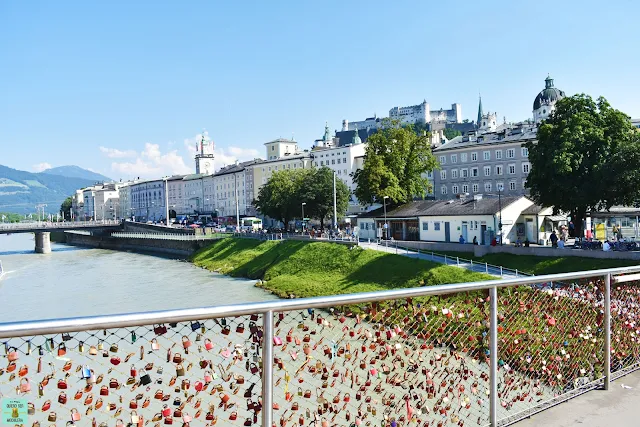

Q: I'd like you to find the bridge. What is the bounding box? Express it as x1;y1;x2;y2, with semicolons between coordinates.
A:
0;220;121;253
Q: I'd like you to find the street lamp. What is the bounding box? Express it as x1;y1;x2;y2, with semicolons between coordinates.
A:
383;196;389;244
301;202;306;232
497;185;503;246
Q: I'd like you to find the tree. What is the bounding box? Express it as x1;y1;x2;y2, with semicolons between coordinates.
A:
353;118;438;206
525;94;640;238
254;169;307;230
60;196;73;220
443;128;461;140
300;167;350;229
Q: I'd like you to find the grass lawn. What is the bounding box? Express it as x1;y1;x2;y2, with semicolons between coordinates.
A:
191;238;492;298
428;250;640;275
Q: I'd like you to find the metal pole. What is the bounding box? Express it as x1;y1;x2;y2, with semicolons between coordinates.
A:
500;266;503;277
383;197;388;242
489;286;498;426
262;310;274;427
485;262;488;274
165;178;170;228
332;171;337;230
235;173;240;233
515;269;518;277
457;257;460;266
604;273;611;390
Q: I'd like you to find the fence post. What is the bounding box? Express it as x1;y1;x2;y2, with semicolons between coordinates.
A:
431;251;434;260
485;262;488;274
456;257;460;266
444;255;447;264
262;310;274;427
500;266;503;277
515;269;518;277
604;273;612;390
489;286;498;427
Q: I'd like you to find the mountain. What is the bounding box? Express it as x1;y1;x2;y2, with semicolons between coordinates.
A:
0;164;99;214
43;165;112;182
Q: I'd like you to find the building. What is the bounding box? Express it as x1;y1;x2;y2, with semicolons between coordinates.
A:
265;138;300;160
533;76;566;124
357;195;557;245
71;189;84;220
311;129;367;213
433;124;536;199
632;118;640;130
194;131;215;175
82;183;120;220
212;161;253;220
431;77;567;200
129;179;165;222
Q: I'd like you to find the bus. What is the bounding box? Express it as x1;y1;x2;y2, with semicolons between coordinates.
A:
241;217;263;232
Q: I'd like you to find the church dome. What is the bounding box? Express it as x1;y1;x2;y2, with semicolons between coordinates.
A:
533;76;565;110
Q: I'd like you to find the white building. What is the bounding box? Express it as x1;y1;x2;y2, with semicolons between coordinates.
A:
129;179;165;223
264;138;300;160
82;183;120;220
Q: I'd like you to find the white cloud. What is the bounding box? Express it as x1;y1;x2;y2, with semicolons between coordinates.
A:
99;146;137;159
100;132;265;179
32;162;52;172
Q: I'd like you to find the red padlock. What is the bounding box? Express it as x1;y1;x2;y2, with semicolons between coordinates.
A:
162;405;171;417
182;336;192;349
130;365;137;377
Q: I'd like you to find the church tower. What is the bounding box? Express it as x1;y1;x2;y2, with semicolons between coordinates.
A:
195;130;215;175
476;95;483;129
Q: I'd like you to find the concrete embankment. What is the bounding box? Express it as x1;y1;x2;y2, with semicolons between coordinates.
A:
59;232;213;257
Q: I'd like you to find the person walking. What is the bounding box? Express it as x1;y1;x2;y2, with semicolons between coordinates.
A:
459;235;465;244
550;230;558;248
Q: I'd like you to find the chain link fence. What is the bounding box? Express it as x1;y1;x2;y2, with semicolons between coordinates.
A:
2;267;640;426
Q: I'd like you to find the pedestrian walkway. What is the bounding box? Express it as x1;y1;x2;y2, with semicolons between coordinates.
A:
359;240;526;279
515;370;640;427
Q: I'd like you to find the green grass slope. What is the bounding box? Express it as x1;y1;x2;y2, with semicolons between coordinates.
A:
191;238;492;298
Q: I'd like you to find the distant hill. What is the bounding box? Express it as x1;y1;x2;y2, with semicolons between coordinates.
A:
43;165;112;182
0;164;99;214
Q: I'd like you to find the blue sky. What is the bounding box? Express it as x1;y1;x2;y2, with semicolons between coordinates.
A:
1;0;639;179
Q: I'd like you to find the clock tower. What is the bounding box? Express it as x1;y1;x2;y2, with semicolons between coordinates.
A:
195;131;215;175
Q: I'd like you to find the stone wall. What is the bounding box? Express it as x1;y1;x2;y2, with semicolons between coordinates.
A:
474;244;640;261
383;240;475;253
62;233;213;257
121;221;193;235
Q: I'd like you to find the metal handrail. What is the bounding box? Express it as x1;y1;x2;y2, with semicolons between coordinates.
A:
2;264;640;339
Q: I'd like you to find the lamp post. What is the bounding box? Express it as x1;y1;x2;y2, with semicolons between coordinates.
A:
234;172;240;232
333;171;337;230
164;177;170;227
301;202;306;232
498;185;503;246
383;195;389;244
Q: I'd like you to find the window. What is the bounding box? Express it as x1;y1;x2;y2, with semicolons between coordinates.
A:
462;184;469;193
483;151;490;160
522;162;530;174
452;185;459;194
507;148;515;158
509;181;516;190
461;153;468;162
471;152;478;161
508;164;516;174
451;154;457;163
440;170;447;180
495;165;503;175
484;166;491;177
337;159;341;164
272;146;275;151
439;156;446;165
331;160;335;165
441;186;447;195
422;222;428;231
461;169;468;178
495;150;502;160
521;147;529;157
471;167;478;177
427;171;433;179
484;182;492;192
434;222;441;231
451;169;458;179
472;183;479;193
496;182;504;191
523;179;527;189
343;158;347;163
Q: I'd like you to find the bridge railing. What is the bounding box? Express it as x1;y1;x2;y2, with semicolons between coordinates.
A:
0;220;120;231
2;266;640;427
110;232;226;241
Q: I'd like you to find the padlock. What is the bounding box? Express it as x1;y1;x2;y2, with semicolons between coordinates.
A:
176;364;185;377
182;336;192;350
71;408;81;421
140;369;152;385
131;410;140;424
204;338;213;351
130;365;138;377
151;338;160;351
20;378;31;393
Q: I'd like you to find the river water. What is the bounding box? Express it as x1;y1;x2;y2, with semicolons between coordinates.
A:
0;233;274;322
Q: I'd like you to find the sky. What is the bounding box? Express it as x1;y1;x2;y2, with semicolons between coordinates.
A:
1;0;639;180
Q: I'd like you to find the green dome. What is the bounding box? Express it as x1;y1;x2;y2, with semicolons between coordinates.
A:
533;76;565;110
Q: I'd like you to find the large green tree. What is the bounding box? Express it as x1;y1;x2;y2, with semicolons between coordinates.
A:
300;167;350;229
525;94;640;238
443;128;462;140
353;118;438;206
254;169;308;230
60;196;73;220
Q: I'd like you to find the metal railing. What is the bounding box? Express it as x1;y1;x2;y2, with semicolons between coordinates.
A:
0;220;120;232
2;266;640;426
110;232;226;241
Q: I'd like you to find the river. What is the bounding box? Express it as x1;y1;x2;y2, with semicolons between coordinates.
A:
0;233;275;322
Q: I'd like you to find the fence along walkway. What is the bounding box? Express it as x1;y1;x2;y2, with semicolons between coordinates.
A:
2;267;640;426
360;240;528;279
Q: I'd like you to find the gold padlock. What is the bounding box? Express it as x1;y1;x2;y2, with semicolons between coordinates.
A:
11;407;19;418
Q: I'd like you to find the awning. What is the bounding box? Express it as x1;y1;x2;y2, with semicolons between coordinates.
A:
547;215;567;222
